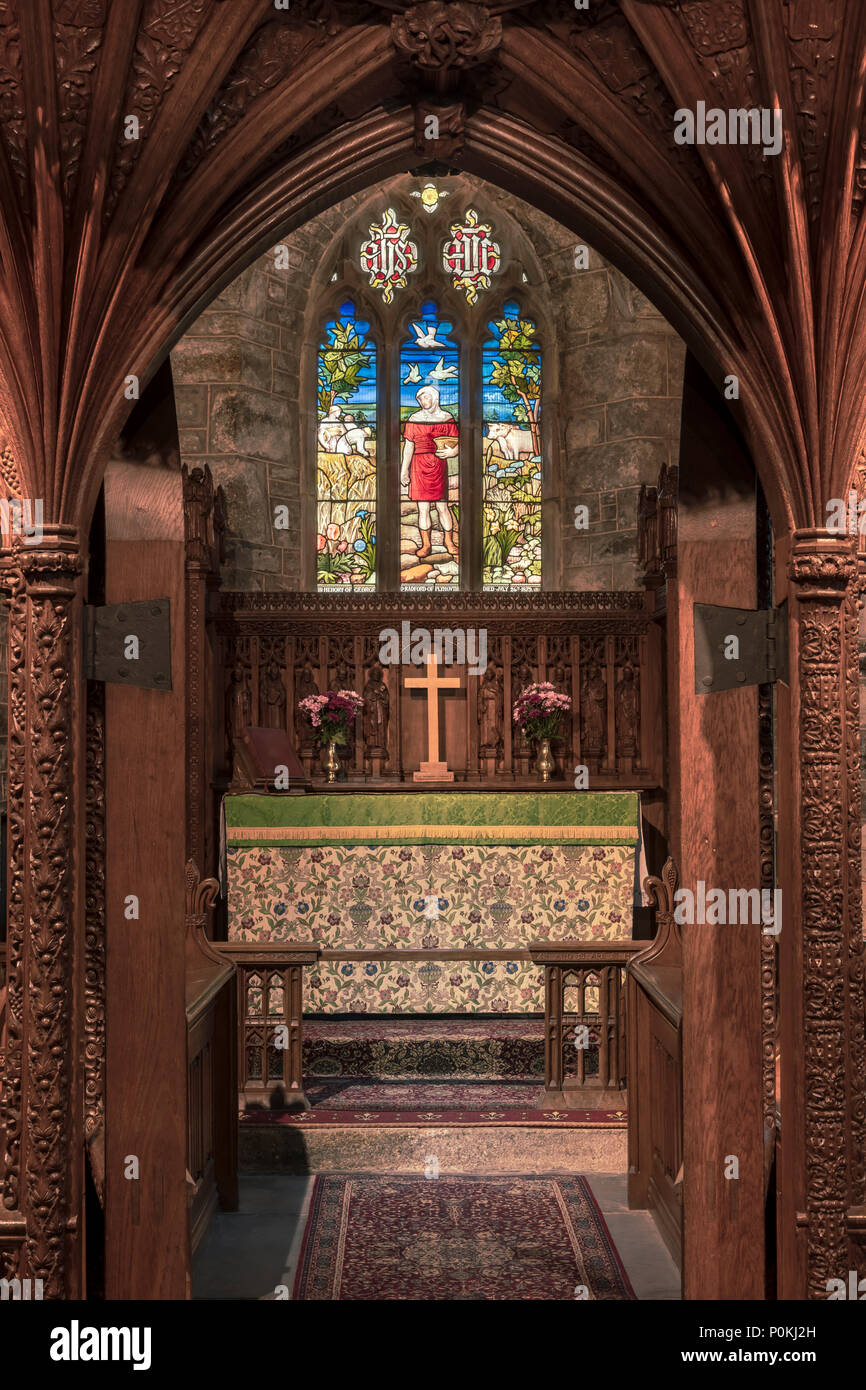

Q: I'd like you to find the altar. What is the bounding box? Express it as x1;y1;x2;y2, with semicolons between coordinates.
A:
225;790;640;1014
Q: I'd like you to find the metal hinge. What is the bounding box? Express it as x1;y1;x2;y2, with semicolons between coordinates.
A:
84;599;172;691
694;600;788;693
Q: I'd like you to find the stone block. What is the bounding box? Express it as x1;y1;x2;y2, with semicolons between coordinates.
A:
611;560;638;590
571;339;669;406
564;562;614;591
178;428;207;455
270;501;300;542
171;336;271;387
565;408;604;451
667;336;687;394
198;310;280;350
247;544;284;574
606;396;681;441
171;383;208;426
234;266;269;320
592;530;635;562
560;271;611;332
617;487;641;529
206;457;271;545
267;465;300;493
570;437;667;490
273;367;298;399
266;276;287;304
210;388;290;461
569;490;599;523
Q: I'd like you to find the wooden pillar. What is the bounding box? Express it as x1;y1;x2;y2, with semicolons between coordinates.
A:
776;532;866;1297
103;463;190;1299
0;528;86;1297
669;355;764;1298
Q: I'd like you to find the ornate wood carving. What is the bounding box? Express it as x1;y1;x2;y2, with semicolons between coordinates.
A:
0;529;83;1298
84;680;105;1203
392;2;502;93
790;532;866;1295
219;594;657;788
0;0;863;1302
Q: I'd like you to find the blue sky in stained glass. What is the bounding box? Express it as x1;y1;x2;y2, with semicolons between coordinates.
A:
319;302;377;423
399;301;458;417
482;298;540;424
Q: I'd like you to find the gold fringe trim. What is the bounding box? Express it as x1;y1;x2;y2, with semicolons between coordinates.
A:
228;823;637;844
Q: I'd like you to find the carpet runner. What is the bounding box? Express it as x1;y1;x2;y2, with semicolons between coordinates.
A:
243;1078;626;1127
303;1015;601;1080
303;1016;548;1080
293;1174;636;1300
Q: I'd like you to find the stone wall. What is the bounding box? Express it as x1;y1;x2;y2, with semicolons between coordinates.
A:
172;177;685;592
171;193;369;590
536;244;686;590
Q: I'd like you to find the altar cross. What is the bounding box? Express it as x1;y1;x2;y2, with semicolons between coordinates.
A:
404;652;461;782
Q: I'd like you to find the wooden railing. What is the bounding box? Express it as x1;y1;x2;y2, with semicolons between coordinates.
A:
217;939;642;1110
529;939;644;1107
185;865;237;1252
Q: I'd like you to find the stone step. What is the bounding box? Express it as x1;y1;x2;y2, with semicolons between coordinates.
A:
239;1120;627;1175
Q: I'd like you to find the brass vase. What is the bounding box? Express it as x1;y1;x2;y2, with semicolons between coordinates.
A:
324;740;340;784
536;737;554;783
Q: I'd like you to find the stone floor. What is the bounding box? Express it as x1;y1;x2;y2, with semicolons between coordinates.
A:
192;1172;681;1301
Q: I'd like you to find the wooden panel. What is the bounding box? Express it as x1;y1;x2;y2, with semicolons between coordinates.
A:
217;593;660;790
104;461;191;1300
672;355;764;1298
648;1005;682;1265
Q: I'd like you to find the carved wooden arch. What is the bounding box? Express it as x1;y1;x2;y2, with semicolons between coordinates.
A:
6;2;866;550
68;100;794;546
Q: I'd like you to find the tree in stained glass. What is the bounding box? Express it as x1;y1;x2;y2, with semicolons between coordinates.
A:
482;300;542;587
316;303;377;588
399;303;460;588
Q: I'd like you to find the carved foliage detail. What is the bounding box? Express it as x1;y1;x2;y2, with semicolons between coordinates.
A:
84;682;105;1158
25;585;76;1292
392;2;501;73
791;535;865;1294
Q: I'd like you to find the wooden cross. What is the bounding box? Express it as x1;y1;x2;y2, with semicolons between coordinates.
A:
404;652;461;782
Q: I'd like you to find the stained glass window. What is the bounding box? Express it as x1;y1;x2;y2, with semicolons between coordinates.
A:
359;208;418;304
316;302;377;588
482;300;542;587
399;303;460;588
442;209;502;304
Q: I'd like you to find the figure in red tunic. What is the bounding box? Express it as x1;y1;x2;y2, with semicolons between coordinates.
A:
400;385;459;560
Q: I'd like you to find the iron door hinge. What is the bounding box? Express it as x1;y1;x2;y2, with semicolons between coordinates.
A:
84;599;172;691
694;600;788;693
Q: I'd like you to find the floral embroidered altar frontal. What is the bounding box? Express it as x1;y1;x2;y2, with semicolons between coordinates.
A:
225;793;639;1014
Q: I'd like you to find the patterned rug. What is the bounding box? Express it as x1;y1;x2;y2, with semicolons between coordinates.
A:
303;1016;597;1080
241;1079;626;1127
293;1175;636;1300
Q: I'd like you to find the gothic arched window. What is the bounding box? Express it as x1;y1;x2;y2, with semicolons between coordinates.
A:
312;196;546;593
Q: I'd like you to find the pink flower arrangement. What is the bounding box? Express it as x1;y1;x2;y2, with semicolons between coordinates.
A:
512;681;572;741
299;688;364;746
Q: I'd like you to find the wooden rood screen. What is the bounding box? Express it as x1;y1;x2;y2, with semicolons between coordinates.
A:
216;591;663;788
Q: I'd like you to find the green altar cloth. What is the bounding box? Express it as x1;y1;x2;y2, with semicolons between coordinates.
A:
224;791;639;848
